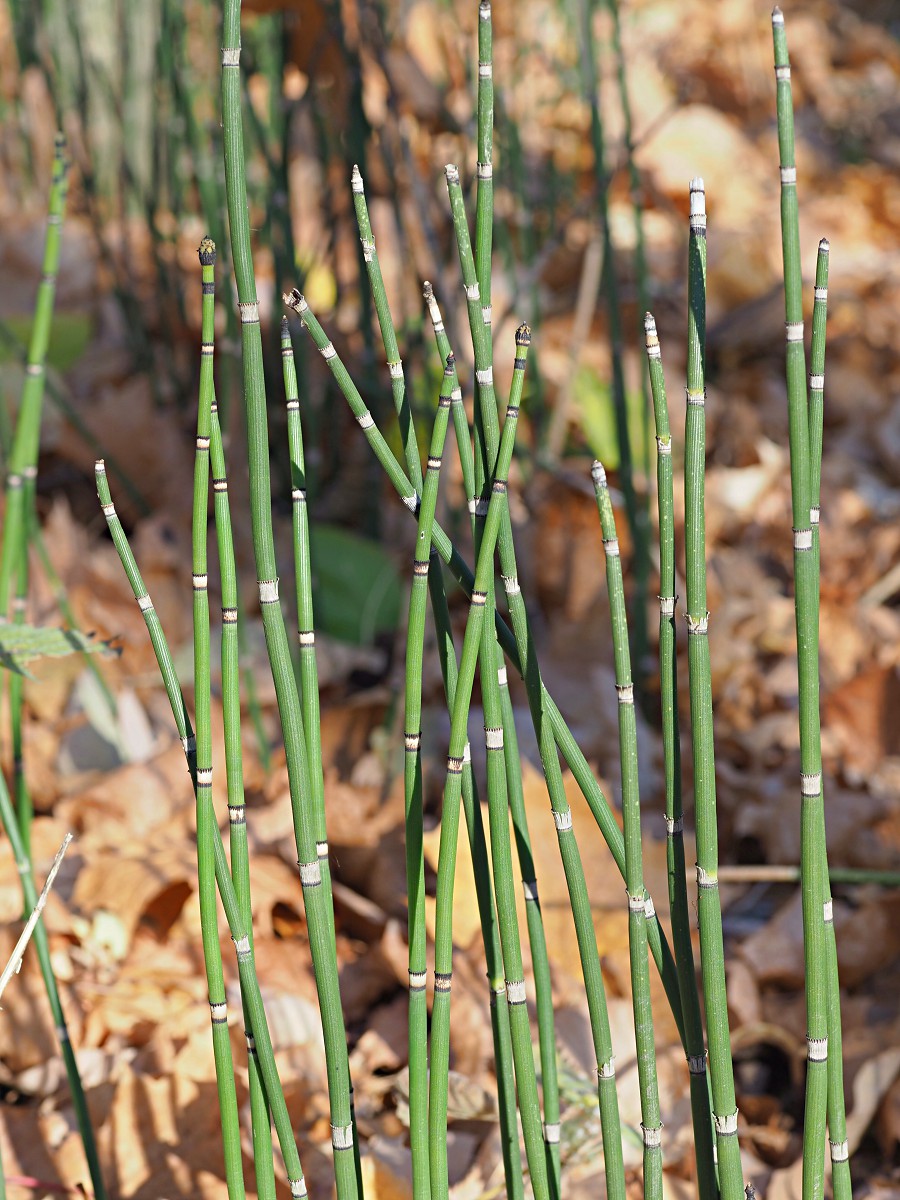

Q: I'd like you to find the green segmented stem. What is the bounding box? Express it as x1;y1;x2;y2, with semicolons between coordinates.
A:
404;357;456;1200
96;460;307;1195
0;134;67;859
683;178;743;1198
643;313;717;1199
351;165;421;491
575;0;649;681
420;284;523;1199
475;0;493;328
772;14;829;1199
284;292;688;1049
592;462;662;1199
208;252;277;1200
426;563;524;1200
220;6;357;1194
422;282;477;511
429;370;538;1200
445;166;565;1191
194;239;245;1200
807;240;851;1198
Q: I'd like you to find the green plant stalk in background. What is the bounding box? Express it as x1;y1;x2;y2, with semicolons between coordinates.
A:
214;319;276;1196
0;133;67;857
593;461;663;1196
575;0;648;682
193;238;245;1200
771;12;830;1198
219;4;358;1194
403;356;456;1200
96;460;308;1193
643;313;717;1198
683;177;743;1199
807;240;851;1199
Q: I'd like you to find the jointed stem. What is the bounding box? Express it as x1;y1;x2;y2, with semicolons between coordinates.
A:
683;178;743;1199
643;313;716;1199
772;13;830;1199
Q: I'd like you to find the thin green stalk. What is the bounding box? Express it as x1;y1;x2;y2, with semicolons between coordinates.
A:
426;562;524;1200
643;313;716;1199
96;460;307;1196
592;462;662;1199
284;291;688;1048
219;6;358;1193
446;160;564;1191
194;239;245;1200
683;178;743;1198
404;357;456;1200
771;14;829;1199
808;240;850;1196
428;369;538;1200
206;245;277;1200
475;0;493;329
575;0;649;681
419;284;524;1200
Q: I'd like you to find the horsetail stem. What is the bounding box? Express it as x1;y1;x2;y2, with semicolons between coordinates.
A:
0;133;68;860
643;313;717;1199
351;165;422;491
807;240;851;1198
429;349;545;1200
284;291;688;1046
425;564;524;1200
220;6;357;1191
592;461;662;1199
771;15;830;1198
421;291;522;1200
422;282;476;511
475;0;494;328
575;0;649;681
96;460;308;1194
208;249;277;1200
194;238;246;1200
683;178;744;1198
443;167;564;1188
404;357;456;1200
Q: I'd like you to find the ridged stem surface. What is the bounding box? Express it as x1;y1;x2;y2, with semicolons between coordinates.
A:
683;179;743;1199
643;314;717;1198
772;14;829;1198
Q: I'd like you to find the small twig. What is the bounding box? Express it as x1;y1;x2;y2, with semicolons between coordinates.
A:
0;832;73;1004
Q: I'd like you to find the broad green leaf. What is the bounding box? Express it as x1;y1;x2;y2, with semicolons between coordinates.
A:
0;621;118;676
309;523;402;646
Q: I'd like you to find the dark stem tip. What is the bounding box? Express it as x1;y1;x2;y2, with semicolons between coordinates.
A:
95;458;106;474
772;5;784;22
281;315;290;334
284;288;305;313
445;352;456;371
423;280;433;299
591;460;607;488
644;311;656;332
198;237;217;266
515;322;531;346
54;131;66;152
818;237;830;253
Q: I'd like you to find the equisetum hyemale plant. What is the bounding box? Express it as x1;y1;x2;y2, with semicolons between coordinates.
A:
84;2;851;1197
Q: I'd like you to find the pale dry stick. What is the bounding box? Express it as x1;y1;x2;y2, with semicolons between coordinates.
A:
0;832;71;1003
772;12;829;1198
643;313;716;1198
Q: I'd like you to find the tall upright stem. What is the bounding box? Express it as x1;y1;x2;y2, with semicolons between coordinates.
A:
683;178;743;1199
771;13;829;1199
